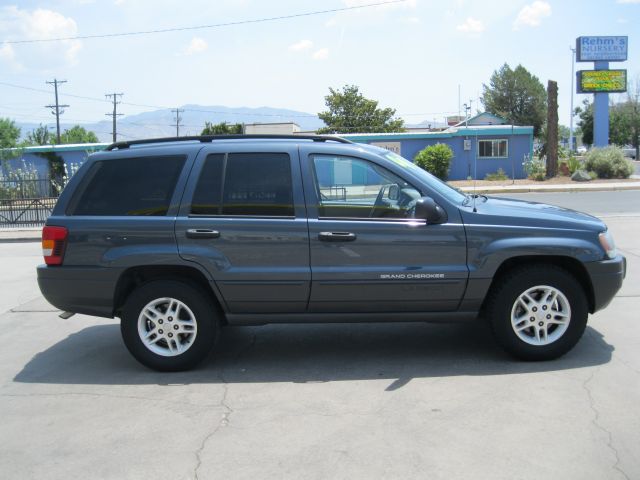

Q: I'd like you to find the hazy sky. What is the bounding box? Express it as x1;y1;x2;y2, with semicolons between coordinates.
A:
0;0;638;131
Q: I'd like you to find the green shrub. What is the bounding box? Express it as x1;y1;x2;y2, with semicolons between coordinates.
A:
523;157;546;181
584;146;634;179
414;143;453;180
588;171;598;180
485;168;509;181
566;155;581;175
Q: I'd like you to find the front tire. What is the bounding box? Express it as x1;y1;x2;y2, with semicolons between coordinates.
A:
121;280;219;371
485;265;588;361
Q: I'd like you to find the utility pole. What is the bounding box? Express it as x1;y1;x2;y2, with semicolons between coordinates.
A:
569;46;576;151
46;79;69;144
171;108;184;137
105;93;124;142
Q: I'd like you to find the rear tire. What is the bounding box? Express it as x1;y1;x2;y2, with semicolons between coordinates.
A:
485;264;588;361
121;280;219;371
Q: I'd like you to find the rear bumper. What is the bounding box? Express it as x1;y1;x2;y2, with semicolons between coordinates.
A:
585;255;626;312
37;264;121;318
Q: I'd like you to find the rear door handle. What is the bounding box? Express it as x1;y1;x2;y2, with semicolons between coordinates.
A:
186;229;220;239
318;231;357;242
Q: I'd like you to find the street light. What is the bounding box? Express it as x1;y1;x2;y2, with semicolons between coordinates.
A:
569;46;576;152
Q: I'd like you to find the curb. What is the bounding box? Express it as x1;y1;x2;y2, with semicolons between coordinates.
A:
0;229;41;243
459;183;640;194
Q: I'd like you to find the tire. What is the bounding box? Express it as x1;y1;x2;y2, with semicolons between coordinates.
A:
121;280;220;371
485;264;588;361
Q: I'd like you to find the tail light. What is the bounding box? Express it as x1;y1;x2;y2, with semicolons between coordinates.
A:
42;226;68;266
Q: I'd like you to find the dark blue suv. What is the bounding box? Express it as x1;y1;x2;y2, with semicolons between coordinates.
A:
37;135;626;371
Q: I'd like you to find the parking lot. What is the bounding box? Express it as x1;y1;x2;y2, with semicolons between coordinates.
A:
0;192;639;480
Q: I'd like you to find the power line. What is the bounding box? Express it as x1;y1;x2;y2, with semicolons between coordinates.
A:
105;93;124;142
45;79;69;143
0;81;460;119
3;1;407;45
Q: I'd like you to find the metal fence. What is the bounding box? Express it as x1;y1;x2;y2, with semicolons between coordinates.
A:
0;197;57;228
0;178;56;200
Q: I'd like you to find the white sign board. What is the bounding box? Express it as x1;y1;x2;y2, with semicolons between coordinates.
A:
577;36;628;62
371;141;401;154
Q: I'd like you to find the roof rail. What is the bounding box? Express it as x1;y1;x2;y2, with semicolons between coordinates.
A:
105;134;352;151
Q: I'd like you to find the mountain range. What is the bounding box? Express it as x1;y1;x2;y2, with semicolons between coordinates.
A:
15;104;439;143
16;105;327;143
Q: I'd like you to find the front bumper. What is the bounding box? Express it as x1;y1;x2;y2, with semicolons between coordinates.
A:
585;255;626;312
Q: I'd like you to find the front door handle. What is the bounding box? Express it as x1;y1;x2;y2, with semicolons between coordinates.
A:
186;229;220;239
318;231;357;242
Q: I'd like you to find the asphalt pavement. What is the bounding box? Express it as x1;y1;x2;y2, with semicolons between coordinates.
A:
0;191;638;480
494;189;640;217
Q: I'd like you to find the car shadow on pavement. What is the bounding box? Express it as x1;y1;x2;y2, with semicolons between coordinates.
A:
14;321;613;387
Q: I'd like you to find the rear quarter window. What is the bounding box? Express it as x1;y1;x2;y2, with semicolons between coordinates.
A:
67;155;186;216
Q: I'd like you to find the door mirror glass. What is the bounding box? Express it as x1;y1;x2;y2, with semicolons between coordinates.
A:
415;196;447;224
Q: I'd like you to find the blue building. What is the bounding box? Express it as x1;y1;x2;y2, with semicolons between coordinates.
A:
2;117;534;182
343;122;534;181
1;143;108;178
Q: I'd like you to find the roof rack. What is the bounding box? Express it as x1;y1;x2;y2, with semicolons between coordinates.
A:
105;134;352;151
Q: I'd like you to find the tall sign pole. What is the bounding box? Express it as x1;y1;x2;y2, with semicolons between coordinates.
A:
592;60;610;147
575;36;628;148
569;47;575;151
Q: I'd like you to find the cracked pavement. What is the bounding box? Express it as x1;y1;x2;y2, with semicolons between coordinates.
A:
0;207;639;479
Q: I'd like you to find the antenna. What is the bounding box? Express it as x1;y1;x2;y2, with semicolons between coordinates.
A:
473;129;478;213
462;101;477;212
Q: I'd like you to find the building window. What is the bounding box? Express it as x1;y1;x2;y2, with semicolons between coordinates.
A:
478;139;508;158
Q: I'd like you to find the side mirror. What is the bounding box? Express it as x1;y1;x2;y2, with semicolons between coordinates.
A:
415;196;447;224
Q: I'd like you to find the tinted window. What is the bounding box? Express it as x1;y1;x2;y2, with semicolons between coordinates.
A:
69;156;186;216
312;155;421;219
191;154;224;215
190;152;294;217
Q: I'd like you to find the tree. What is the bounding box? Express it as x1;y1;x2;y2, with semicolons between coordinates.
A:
317;85;404;134
201;121;243;135
577;79;640;158
481;64;547;136
575;99;594;145
413;143;453;180
59;125;99;144
546;80;558;177
26;124;53;146
0;118;21;149
618;78;640;161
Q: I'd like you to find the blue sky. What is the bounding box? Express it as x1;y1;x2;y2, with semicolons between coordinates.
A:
0;0;638;131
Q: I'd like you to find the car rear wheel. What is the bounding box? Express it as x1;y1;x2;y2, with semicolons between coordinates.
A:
485;265;588;361
121;280;219;371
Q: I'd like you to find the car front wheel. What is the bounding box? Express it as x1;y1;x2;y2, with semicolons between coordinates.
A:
485;265;588;361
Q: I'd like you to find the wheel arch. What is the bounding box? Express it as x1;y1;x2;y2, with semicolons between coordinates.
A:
481;255;595;314
113;264;227;320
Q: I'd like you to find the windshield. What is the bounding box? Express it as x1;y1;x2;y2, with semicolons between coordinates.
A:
380;150;466;204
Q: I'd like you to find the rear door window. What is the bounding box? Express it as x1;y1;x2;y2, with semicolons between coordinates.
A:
68;155;186;216
191;152;294;217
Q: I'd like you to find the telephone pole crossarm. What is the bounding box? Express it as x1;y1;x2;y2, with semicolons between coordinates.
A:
105;93;124;142
171;108;184;137
46;79;69;144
